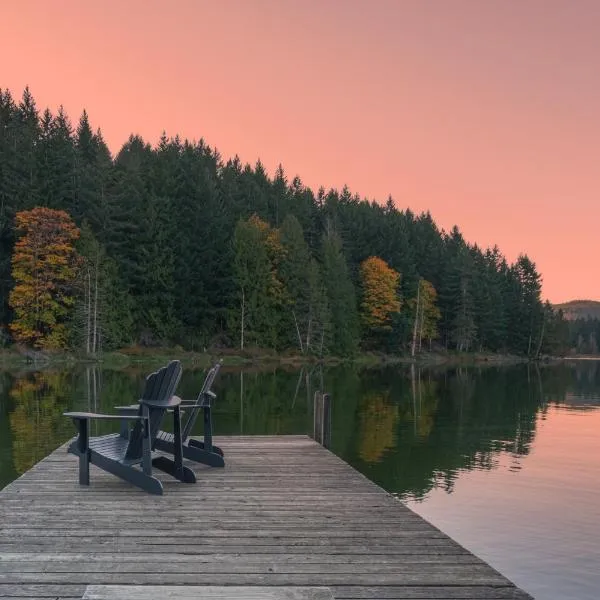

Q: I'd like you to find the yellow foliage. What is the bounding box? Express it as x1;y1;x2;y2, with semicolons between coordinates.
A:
246;214;285;302
358;392;398;463
9;372;73;474
359;256;401;331
9;207;81;349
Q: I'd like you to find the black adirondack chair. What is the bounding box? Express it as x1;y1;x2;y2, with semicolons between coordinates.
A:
64;360;196;495
116;360;224;467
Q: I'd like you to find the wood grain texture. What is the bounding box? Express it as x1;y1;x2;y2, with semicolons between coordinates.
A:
82;585;334;600
0;435;533;599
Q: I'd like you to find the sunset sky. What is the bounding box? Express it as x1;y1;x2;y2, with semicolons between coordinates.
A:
2;0;598;302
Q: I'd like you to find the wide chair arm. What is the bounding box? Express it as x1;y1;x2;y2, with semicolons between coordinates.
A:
63;411;147;421
180;391;216;408
114;404;139;414
64;412;150;454
114;402;182;415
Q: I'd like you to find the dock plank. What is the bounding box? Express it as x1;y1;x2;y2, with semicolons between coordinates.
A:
0;435;533;599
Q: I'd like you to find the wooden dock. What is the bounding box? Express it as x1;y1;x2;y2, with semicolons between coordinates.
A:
0;435;532;600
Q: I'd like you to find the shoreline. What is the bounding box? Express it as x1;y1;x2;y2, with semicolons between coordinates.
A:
0;346;538;371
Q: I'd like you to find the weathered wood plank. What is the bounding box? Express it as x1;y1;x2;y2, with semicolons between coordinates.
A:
83;585;334;600
0;552;484;565
0;543;470;555
0;435;533;599
0;562;500;575
0;572;514;585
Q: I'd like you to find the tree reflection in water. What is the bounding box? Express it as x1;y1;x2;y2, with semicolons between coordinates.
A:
1;361;598;498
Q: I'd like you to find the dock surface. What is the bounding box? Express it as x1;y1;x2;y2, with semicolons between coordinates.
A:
0;435;532;599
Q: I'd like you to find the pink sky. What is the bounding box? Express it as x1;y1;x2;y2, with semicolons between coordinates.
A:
2;0;598;302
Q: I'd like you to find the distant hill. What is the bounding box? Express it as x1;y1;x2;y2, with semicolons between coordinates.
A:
554;300;600;321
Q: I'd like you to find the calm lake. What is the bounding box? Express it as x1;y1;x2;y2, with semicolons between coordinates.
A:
1;360;599;599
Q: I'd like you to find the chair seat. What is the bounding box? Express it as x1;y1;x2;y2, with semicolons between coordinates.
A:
89;433;138;464
157;430;175;444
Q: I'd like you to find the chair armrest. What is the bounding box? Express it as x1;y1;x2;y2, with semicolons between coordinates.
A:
63;412;147;421
114;404;139;411
181;391;216;408
142;394;182;408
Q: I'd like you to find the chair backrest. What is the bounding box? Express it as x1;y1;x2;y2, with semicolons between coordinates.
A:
182;360;222;441
124;360;182;462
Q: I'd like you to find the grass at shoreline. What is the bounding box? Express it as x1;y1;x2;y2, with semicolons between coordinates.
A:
0;345;530;371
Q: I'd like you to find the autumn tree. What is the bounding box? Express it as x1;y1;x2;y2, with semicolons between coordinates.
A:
359;256;401;343
9;207;81;349
0;87;552;357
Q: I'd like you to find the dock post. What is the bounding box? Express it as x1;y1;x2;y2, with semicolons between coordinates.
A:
313;391;331;448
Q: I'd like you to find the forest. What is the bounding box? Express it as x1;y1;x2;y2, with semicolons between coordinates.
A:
0;87;586;358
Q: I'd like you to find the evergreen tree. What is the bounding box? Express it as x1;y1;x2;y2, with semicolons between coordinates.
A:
0;87;558;357
321;230;359;356
279;214;329;353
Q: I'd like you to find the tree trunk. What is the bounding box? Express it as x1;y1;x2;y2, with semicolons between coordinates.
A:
535;311;546;359
418;297;424;353
411;281;421;357
292;310;304;354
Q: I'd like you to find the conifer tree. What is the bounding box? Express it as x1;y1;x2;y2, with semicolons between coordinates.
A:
0;87;554;357
321;230;359;356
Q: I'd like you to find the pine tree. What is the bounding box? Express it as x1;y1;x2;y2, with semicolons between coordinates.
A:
0;87;556;357
321;230;359;356
279;214;329;353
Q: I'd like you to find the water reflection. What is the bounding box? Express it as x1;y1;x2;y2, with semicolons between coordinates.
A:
1;361;599;599
321;362;600;503
8;371;74;473
1;361;599;495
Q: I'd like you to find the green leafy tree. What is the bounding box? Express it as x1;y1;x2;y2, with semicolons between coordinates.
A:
232;215;284;349
279;215;329;353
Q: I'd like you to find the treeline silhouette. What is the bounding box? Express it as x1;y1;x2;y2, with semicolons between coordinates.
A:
0;87;572;356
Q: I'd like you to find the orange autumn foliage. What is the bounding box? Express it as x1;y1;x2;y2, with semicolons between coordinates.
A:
9;207;81;349
359;256;401;331
358;392;398;463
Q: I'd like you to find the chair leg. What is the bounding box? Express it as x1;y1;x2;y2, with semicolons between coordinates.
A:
92;453;164;495
182;443;225;467
152;456;197;483
142;406;152;475
75;419;90;486
173;405;184;481
203;406;213;453
154;437;224;467
188;438;225;457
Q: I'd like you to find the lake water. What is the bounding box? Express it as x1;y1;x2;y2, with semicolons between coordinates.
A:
1;360;599;599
